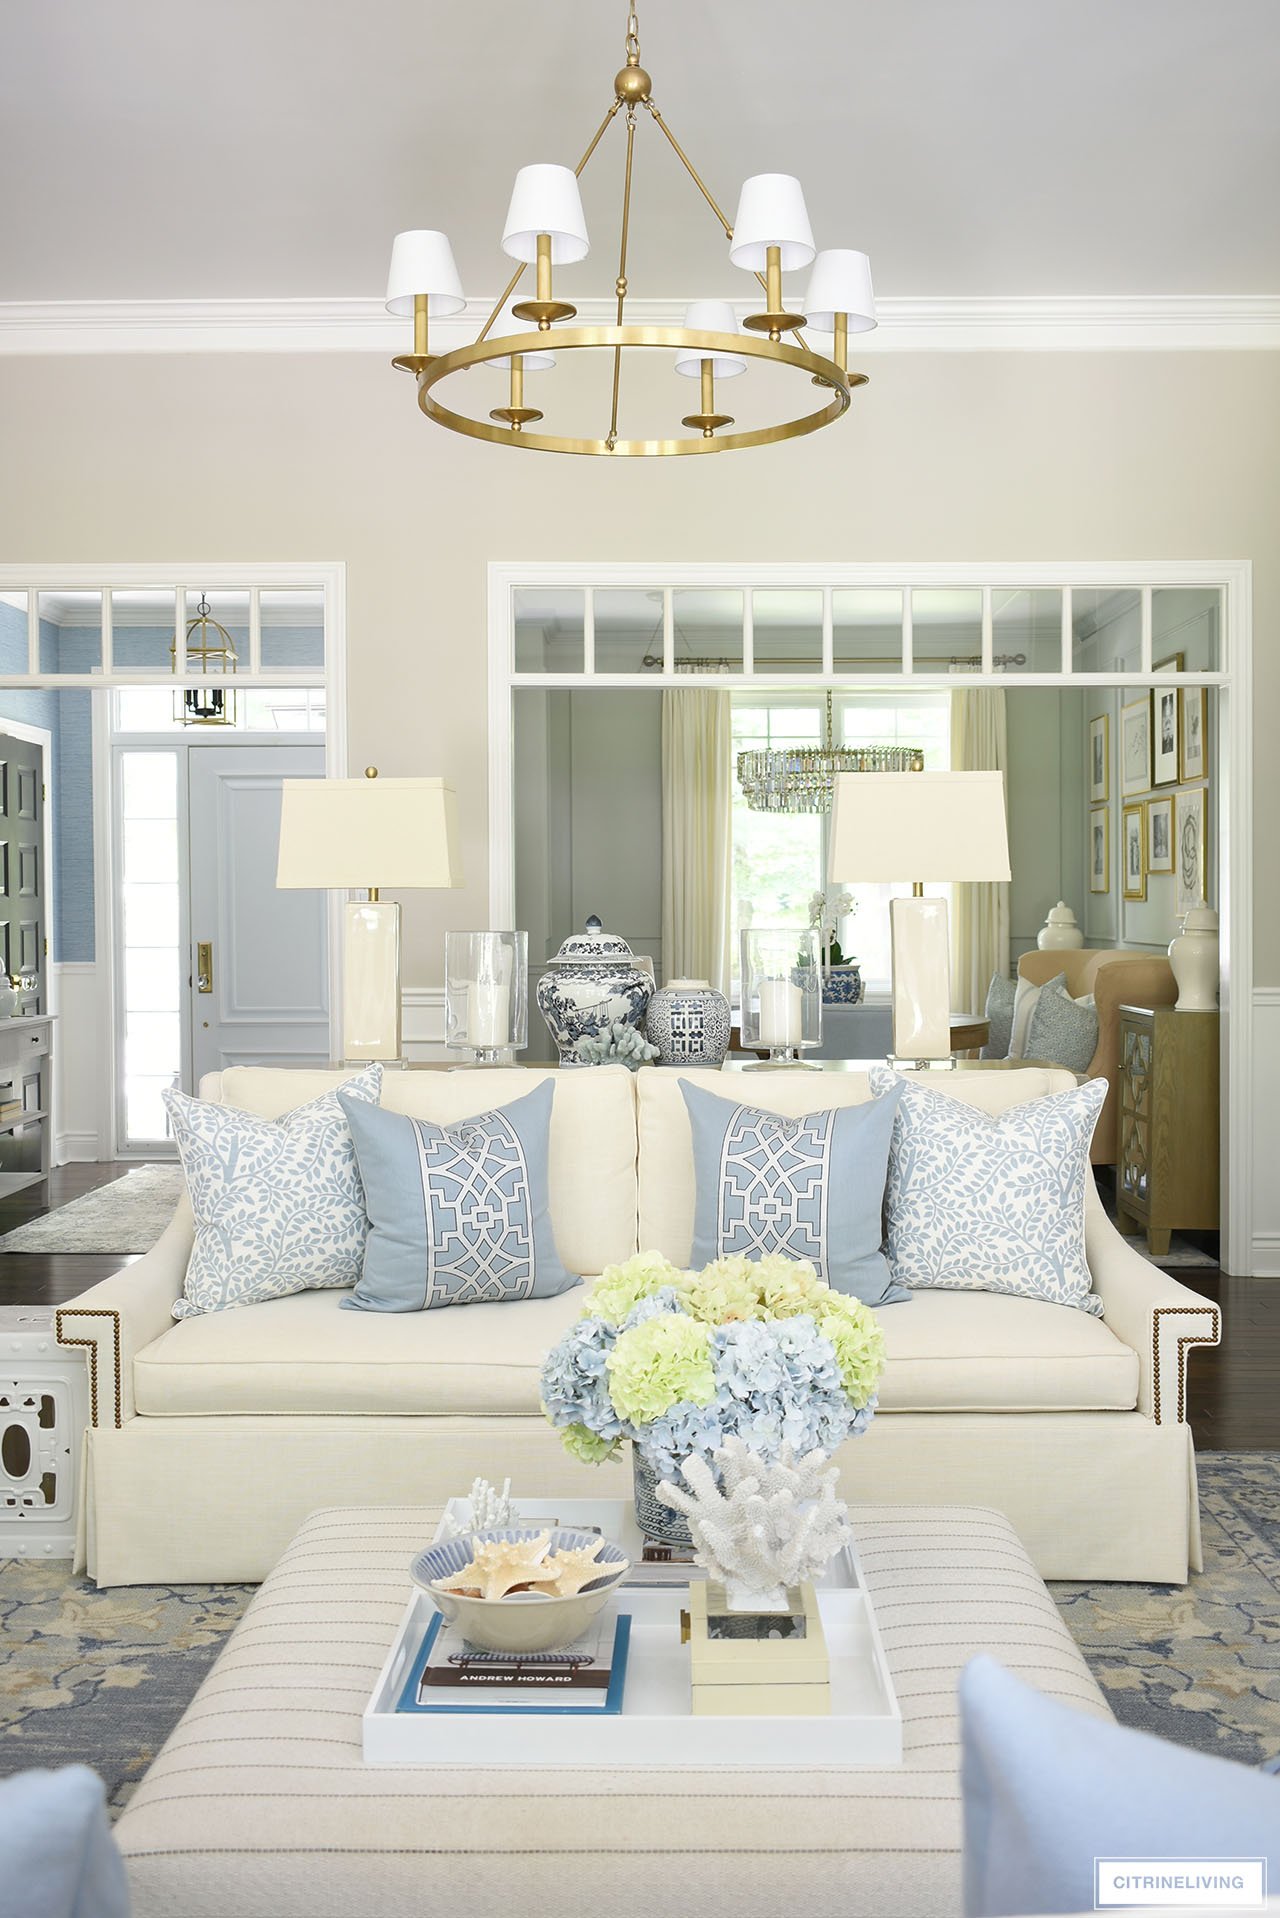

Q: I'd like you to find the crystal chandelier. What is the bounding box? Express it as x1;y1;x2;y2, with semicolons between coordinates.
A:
385;4;876;457
738;693;923;814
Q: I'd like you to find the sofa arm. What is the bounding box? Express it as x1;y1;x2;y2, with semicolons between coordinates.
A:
1086;1199;1219;1423
56;1202;192;1427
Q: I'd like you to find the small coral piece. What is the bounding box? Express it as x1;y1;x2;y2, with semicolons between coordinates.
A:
437;1477;515;1542
655;1438;851;1604
575;1019;659;1070
439;1532;553;1600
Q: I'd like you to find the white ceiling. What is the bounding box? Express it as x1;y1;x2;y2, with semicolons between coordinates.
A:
1;0;1275;305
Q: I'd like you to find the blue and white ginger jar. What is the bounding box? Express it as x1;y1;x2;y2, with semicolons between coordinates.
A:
536;917;654;1065
645;977;732;1067
821;962;864;1005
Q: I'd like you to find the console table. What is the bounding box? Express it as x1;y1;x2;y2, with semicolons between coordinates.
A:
1115;1003;1219;1255
0;1014;54;1198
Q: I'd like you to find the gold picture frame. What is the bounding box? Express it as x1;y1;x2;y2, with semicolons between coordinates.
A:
1089;712;1110;803
1120;696;1151;796
1181;686;1208;783
1146;794;1175;875
1089;805;1111;894
1122;802;1147;901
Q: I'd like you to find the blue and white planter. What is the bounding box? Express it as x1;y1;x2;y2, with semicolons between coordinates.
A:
536;917;655;1065
645;978;732;1068
821;963;864;1006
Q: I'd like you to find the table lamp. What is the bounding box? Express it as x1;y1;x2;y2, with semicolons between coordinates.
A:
828;771;1010;1066
276;768;462;1063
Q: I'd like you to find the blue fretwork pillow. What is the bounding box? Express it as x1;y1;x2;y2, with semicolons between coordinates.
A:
679;1079;908;1306
339;1078;579;1312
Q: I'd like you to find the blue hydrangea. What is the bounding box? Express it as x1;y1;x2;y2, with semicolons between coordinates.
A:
707;1315;853;1462
621;1287;684;1329
637;1401;727;1480
538;1316;627;1443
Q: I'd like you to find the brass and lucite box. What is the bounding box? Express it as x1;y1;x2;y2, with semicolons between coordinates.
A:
685;1580;830;1717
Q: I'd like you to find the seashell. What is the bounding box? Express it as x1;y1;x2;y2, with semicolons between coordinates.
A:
527;1539;620;1598
437;1531;553;1601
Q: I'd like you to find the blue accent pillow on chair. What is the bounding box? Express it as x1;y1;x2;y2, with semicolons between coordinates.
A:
678;1079;908;1306
339;1078;579;1311
0;1766;130;1918
961;1655;1280;1918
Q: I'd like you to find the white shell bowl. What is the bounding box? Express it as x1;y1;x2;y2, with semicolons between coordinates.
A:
411;1526;630;1653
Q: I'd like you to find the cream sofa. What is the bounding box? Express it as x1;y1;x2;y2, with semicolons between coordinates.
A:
57;1063;1220;1588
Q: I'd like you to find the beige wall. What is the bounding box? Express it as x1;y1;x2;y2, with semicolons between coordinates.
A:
1;347;1276;983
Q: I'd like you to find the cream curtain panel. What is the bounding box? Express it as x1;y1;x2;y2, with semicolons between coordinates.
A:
949;687;1010;1012
661;688;732;997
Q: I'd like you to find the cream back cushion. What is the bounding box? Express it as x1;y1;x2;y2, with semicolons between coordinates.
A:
206;1065;639;1278
635;1065;1078;1268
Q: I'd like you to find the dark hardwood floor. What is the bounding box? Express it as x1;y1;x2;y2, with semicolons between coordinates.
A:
2;1166;1277;1450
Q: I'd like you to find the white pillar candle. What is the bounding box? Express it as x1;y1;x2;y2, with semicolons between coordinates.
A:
757;978;803;1048
467;977;510;1048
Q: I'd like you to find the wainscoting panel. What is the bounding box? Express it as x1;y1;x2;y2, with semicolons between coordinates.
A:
401;987;448;1065
53;961;105;1162
1252;988;1280;1276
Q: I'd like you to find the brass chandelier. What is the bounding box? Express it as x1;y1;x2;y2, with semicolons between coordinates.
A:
384;4;876;457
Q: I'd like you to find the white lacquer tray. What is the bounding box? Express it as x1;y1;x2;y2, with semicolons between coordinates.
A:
363;1496;902;1768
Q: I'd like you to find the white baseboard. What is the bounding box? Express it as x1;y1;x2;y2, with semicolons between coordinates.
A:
55;1129;102;1164
1250;1235;1280;1279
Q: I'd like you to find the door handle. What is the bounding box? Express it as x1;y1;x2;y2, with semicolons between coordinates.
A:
197;942;214;994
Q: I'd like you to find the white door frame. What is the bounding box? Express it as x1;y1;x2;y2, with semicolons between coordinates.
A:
0;715;57;1155
0;560;348;1159
488;558;1252;1272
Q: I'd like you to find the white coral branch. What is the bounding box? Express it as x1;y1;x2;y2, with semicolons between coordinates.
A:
655;1439;850;1600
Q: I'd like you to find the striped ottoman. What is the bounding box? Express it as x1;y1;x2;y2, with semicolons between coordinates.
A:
115;1505;1109;1918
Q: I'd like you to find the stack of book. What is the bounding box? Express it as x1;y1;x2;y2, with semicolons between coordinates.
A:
399;1611;631;1716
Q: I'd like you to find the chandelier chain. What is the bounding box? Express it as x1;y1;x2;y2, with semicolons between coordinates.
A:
625;6;641;64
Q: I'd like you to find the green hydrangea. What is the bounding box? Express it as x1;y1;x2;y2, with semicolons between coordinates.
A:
559;1420;621;1465
753;1254;823;1318
678;1255;760;1325
583;1252;686;1326
606;1315;716;1425
818;1293;886;1408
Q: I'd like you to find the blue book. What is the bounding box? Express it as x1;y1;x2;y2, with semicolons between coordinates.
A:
397;1611;631;1716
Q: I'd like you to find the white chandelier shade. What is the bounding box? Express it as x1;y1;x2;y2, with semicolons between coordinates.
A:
674;300;748;379
485;299;558;371
805;248;877;333
728;173;816;272
501;163;591;264
384;230;466;317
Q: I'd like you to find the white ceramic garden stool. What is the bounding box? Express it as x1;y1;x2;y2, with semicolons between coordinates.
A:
0;1305;90;1559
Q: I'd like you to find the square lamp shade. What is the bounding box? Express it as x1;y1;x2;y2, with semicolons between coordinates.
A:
828;771;1010;1063
276;774;462;1063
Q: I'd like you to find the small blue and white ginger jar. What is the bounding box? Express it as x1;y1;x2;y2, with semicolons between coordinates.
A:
821;962;864;1006
645;978;732;1068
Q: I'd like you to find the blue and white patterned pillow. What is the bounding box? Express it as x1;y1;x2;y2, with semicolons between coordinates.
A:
1025;978;1099;1074
679;1079;908;1306
165;1065;382;1319
868;1068;1107;1314
339;1078;579;1312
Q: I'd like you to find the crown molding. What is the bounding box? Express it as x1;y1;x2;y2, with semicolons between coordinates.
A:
0;294;1276;356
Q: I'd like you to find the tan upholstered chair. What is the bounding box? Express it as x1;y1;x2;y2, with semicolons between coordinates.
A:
1016;949;1178;1165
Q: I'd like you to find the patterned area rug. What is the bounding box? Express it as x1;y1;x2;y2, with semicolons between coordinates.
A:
0;1164;183;1254
0;1452;1275;1813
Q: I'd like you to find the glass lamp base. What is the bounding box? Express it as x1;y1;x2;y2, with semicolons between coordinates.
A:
744;1047;821;1069
887;1054;958;1072
446;1045;517;1069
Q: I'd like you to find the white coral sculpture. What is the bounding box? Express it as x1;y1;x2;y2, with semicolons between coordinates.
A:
437;1476;515;1541
655;1439;851;1611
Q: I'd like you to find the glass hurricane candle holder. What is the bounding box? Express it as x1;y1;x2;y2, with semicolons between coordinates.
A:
445;931;528;1065
739;927;823;1066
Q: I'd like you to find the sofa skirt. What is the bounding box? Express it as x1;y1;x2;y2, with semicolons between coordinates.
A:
80;1409;1200;1588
